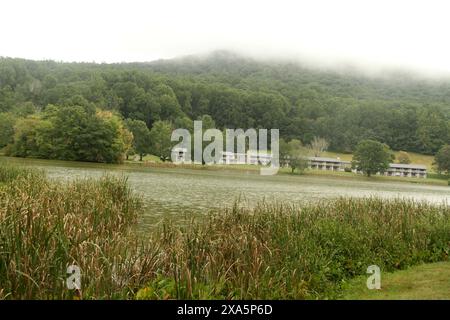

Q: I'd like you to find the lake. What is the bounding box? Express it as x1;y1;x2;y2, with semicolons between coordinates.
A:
2;156;449;229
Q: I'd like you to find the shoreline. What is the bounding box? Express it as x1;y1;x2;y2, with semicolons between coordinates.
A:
1;154;448;187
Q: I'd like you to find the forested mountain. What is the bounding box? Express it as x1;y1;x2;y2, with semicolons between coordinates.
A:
1;50;449;155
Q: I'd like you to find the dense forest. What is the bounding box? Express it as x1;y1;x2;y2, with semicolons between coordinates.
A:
1;50;449;163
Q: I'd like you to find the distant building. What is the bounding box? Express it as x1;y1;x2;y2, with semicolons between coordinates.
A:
247;151;272;166
352;162;427;178
306;157;350;171
170;150;427;178
171;148;273;165
384;163;427;178
307;156;427;178
218;152;247;164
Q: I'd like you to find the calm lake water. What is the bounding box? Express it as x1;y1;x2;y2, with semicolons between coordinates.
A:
2;156;449;229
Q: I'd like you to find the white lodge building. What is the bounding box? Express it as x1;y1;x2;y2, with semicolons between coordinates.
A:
307;157;350;171
171;149;427;178
170;148;272;165
384;163;427;178
306;156;427;178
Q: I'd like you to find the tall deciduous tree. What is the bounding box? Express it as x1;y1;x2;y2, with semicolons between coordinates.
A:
0;112;16;148
149;120;173;162
9;105;129;163
124;119;151;161
417;108;450;154
352;140;393;177
280;139;308;173
434;145;450;175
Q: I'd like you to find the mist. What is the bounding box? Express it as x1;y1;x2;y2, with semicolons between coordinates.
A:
2;0;450;78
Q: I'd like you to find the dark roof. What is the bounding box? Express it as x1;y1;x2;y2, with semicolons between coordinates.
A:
307;156;351;164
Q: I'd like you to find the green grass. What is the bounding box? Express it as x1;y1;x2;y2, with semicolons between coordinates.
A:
341;261;450;300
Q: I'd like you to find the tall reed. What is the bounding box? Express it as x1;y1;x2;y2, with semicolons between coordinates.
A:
0;165;157;299
1;165;449;299
140;198;450;299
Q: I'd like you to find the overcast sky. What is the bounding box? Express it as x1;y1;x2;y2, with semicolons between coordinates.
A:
2;0;450;75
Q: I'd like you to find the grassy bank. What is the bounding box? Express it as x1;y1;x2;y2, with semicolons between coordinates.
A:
124;153;448;186
341;261;450;299
125;158;449;186
3;154;448;186
0;165;449;299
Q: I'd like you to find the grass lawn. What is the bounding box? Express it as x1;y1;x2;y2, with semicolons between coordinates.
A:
340;261;450;300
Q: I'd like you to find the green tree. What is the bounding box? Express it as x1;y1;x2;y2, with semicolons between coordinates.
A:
12;101;37;117
279;138;290;167
198;114;215;130
9;105;129;163
8;116;46;157
417;108;450;154
434;145;450;175
352;140;393;177
149;120;173;162
285;139;308;173
124;119;151;161
0;113;16;148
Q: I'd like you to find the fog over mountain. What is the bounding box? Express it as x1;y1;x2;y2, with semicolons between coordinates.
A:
149;50;450;81
2;0;450;78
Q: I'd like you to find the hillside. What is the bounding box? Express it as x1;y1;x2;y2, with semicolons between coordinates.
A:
1;51;449;155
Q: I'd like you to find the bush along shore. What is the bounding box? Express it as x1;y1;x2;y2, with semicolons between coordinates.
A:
0;165;449;299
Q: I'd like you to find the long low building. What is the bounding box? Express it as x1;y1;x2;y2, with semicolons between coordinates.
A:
171;148;272;165
384;163;427;178
171;149;427;178
352;163;427;178
307;156;350;171
306;156;427;178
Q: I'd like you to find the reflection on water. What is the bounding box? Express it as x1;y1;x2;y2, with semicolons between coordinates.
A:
2;157;449;229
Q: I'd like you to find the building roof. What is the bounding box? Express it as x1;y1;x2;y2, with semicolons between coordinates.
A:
389;163;427;170
307;156;351;164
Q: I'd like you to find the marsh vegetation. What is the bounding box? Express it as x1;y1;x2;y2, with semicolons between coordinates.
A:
1;165;449;299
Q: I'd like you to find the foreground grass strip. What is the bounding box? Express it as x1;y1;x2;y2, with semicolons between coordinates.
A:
1;165;449;299
340;261;450;300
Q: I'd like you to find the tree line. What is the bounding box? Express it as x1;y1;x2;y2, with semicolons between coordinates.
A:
0;51;449;164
